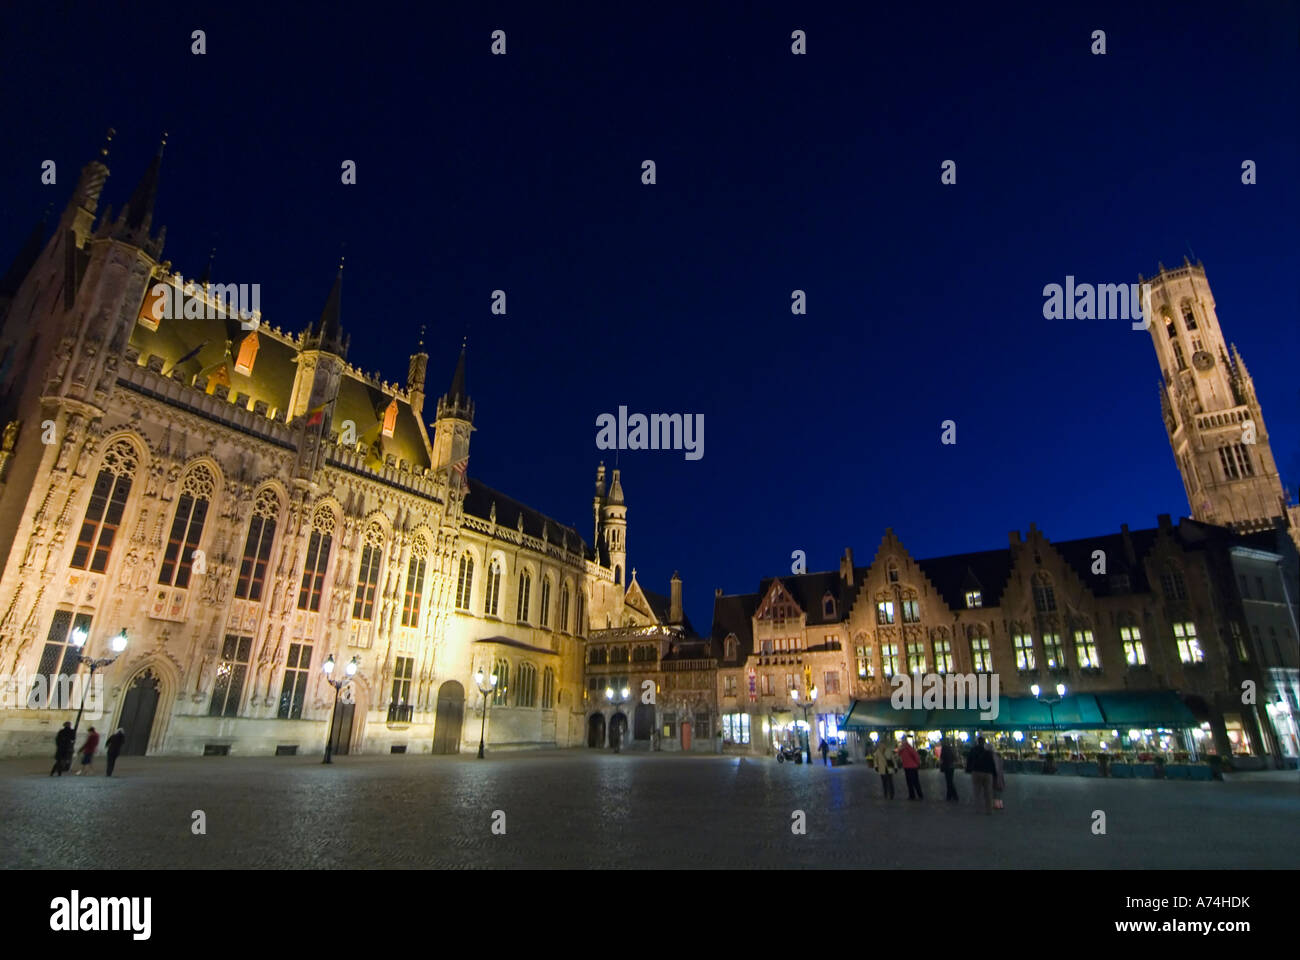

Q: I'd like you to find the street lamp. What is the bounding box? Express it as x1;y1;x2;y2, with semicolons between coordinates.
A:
790;686;818;765
70;628;128;738
1031;682;1067;760
321;654;359;764
605;685;629;752
474;667;499;759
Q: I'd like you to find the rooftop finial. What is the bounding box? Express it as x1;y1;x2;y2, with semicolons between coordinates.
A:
100;127;116;159
158;131;168;156
418;324;426;348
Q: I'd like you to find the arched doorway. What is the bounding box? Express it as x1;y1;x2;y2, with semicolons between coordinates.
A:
117;669;161;756
633;702;654;741
587;713;606;747
610;712;628;749
433;680;465;754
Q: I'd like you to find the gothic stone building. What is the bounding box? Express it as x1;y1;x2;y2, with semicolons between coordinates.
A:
0;139;657;757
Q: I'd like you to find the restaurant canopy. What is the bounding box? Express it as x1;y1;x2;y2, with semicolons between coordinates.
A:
841;691;1198;732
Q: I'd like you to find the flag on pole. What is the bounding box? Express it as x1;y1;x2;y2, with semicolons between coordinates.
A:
306;403;327;427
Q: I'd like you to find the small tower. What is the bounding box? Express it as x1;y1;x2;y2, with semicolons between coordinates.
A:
592;462;606;548
290;264;348;482
406;325;428;415
602;467;627;584
1144;260;1290;532
431;340;473;473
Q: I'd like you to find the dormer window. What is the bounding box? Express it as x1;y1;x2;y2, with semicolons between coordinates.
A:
381;398;398;438
234;332;259;375
725;635;738;661
887;563;900;584
965;590;982;609
822;593;836;618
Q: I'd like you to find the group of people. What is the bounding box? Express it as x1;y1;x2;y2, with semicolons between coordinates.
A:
50;722;127;776
869;734;1006;812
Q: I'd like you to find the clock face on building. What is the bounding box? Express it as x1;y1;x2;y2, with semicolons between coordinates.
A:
1192;350;1214;371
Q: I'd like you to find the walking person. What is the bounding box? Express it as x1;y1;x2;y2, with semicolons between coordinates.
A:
991;741;1006;810
898;735;923;800
50;721;75;776
939;735;960;801
819;738;830;766
871;738;897;798
966;734;996;813
75;726;100;775
105;728;126;777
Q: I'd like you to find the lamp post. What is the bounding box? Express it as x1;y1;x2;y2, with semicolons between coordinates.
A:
1031;682;1067;759
605;685;629;752
321;654;359;764
70;628;128;738
790;686;818;765
475;667;498;759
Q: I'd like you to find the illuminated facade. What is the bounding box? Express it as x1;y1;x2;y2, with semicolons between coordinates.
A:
0;138;653;757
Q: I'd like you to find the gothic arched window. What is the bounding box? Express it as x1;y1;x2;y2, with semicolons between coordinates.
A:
485;559;502;616
1032;572;1056;613
516;662;537;707
352;523;385;621
541;667;555;709
539;576;552;628
159;464;216;588
297;506;335;611
492;658;510;705
1181;302;1198;330
455;553;474;610
516;569;531;622
235;488;281;601
71;439;139;573
401;536;428;627
560;582;571;632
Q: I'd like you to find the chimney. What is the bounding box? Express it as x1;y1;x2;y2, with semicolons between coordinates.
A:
1121;523;1136;566
669;571;682;624
840;547;855;587
714;587;723;598
1009;530;1021;546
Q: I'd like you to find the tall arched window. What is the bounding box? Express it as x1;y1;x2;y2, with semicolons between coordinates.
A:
71;439;139;573
968;624;992;672
614;564;622;585
1164;313;1178;339
485;559;502;616
298;507;335;611
559;582;571;633
352;523;385;621
516;569;531;622
492;658;510;705
539;577;552;628
455;553;474;610
516;662;537;707
1032;573;1056;613
575;589;584;637
541;668;555;709
401;536;428;627
158;464;215;588
1181;302;1198;330
235;488;280;601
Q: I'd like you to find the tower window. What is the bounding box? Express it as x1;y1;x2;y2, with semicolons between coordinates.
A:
1172;340;1187;371
1218;444;1254;480
1164;314;1177;339
1182;306;1197;330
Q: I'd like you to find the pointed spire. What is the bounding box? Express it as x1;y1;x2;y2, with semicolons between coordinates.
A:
121;132;166;233
312;258;346;356
448;337;468;401
607;467;625;505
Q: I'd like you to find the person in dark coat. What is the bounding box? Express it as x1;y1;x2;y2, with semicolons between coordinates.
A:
966;734;997;813
939;736;959;801
75;727;99;775
51;722;75;776
819;738;830;766
105;728;126;777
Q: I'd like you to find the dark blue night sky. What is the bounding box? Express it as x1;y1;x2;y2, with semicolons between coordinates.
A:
3;1;1297;631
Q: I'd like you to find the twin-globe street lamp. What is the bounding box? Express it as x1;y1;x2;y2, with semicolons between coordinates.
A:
69;627;129;737
474;667;499;759
605;685;630;752
1031;682;1068;759
790;686;818;765
321;654;359;764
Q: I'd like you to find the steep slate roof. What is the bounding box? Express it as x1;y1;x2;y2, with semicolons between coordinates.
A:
642;587;700;639
463;477;586;552
710;592;759;656
756;570;845;626
914;548;1016;608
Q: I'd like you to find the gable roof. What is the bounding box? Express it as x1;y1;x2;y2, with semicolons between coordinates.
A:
462;477;586;553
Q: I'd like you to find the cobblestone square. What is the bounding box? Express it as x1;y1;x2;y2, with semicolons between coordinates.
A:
2;752;1296;869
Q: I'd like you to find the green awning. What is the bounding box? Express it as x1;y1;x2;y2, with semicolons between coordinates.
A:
841;700;930;729
1095;691;1198;728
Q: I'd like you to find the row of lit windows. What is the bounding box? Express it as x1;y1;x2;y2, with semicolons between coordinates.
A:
725;671;842;697
454;555;584;635
588;643;658;665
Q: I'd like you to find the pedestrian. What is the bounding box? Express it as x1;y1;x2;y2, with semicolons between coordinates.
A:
966;734;996;813
50;721;75;776
991;742;1006;810
871;739;897;798
75;726;99;775
939;735;960;801
898;735;923;800
819;738;830;766
105;728;126;777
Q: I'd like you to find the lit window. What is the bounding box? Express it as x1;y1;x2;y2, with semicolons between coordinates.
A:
381;398;398;438
1074;629;1100;670
159;465;215;589
1043;632;1064;669
1174;622;1204;663
1013;631;1035;671
71;439;138;573
906;642;926;673
235;489;280;601
1121;625;1145;666
297;508;335;612
352;524;384;621
933;640;953;673
876;601;895;625
965;590;982;609
401;537;428;628
969;628;992;672
881;644;899;676
901;599;920;623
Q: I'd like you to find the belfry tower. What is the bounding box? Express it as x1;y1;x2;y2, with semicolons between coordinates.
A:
1143;259;1293;534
